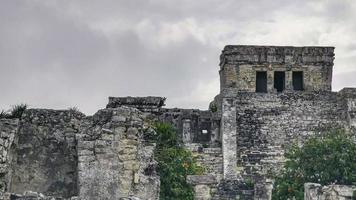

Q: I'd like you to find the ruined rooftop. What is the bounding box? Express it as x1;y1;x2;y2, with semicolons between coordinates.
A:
220;45;335;66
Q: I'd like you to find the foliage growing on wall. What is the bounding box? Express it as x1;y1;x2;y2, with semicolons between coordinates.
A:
0;110;10;119
153;122;204;200
0;104;27;119
272;130;356;200
210;103;218;113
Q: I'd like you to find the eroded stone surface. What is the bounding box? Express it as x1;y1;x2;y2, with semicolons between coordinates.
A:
10;109;83;198
0;119;18;193
305;183;356;200
219;45;334;92
77;107;159;200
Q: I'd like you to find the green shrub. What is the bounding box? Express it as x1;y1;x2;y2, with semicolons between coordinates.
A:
68;106;81;113
210;103;218;113
0;104;27;119
0;110;10;119
353;190;356;200
272;130;356;200
153;122;204;200
245;177;255;188
9;104;27;119
154;122;178;149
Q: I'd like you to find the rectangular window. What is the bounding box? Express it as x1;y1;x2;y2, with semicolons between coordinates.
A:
274;71;285;92
256;71;267;93
293;71;304;91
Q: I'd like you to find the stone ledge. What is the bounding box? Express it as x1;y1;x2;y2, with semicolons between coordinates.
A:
187;175;218;186
339;87;356;98
106;96;166;109
220;45;335;66
0;191;78;200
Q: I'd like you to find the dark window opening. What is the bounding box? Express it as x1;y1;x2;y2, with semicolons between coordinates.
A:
256;71;267;93
293;71;304;91
274;71;285;92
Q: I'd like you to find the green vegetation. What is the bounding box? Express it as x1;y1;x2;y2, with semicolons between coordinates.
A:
0;110;10;118
0;104;27;119
244;177;255;188
210;103;218;113
272;130;356;200
152;122;204;200
68;106;82;114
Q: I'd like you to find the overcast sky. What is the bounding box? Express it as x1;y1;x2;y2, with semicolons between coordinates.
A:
1;0;356;114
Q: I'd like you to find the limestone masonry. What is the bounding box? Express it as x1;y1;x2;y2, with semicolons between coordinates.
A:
0;45;355;200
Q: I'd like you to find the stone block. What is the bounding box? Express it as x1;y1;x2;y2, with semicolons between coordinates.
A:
187;175;218;186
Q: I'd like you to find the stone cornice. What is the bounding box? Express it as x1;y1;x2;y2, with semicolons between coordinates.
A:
220;45;335;67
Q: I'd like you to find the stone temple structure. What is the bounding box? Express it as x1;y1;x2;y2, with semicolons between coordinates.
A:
0;45;356;200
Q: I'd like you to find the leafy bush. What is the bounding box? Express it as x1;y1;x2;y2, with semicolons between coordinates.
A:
0;110;10;119
0;104;27;119
272;130;356;200
68;106;81;113
9;104;27;118
245;177;255;188
153;122;204;200
210;103;218;113
154;123;178;149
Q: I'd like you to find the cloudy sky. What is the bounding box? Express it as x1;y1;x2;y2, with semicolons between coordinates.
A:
1;0;356;114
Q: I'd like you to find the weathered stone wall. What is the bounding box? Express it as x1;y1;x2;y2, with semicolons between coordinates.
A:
77;107;159;200
159;109;220;144
0;104;161;200
187;175;255;200
219;45;334;92
106;96;166;114
305;183;356;200
9;109;84;198
106;97;221;145
231;91;347;180
211;89;356;200
185;144;223;181
221;98;237;180
0;119;18;193
185;143;254;200
0;191;78;200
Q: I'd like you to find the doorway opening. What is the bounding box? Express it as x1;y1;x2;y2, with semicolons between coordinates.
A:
293;71;304;91
274;71;285;92
256;71;267;93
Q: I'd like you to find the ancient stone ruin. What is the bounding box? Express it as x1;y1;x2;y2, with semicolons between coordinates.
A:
0;45;356;199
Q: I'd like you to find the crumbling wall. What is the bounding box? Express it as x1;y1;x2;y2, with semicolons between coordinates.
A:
305;183;356;200
107;97;220;145
232;91;347;180
9;109;84;198
0;119;18;193
213;90;354;200
106;96;165;114
159;109;220;144
185;143;255;200
77;107;159;200
185;144;223;181
0;191;78;200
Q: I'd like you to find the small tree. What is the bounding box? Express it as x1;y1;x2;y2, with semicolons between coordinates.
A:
272;130;356;200
9;104;27;118
152;122;204;200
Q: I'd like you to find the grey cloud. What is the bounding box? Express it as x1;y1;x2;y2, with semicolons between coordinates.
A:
1;0;356;114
